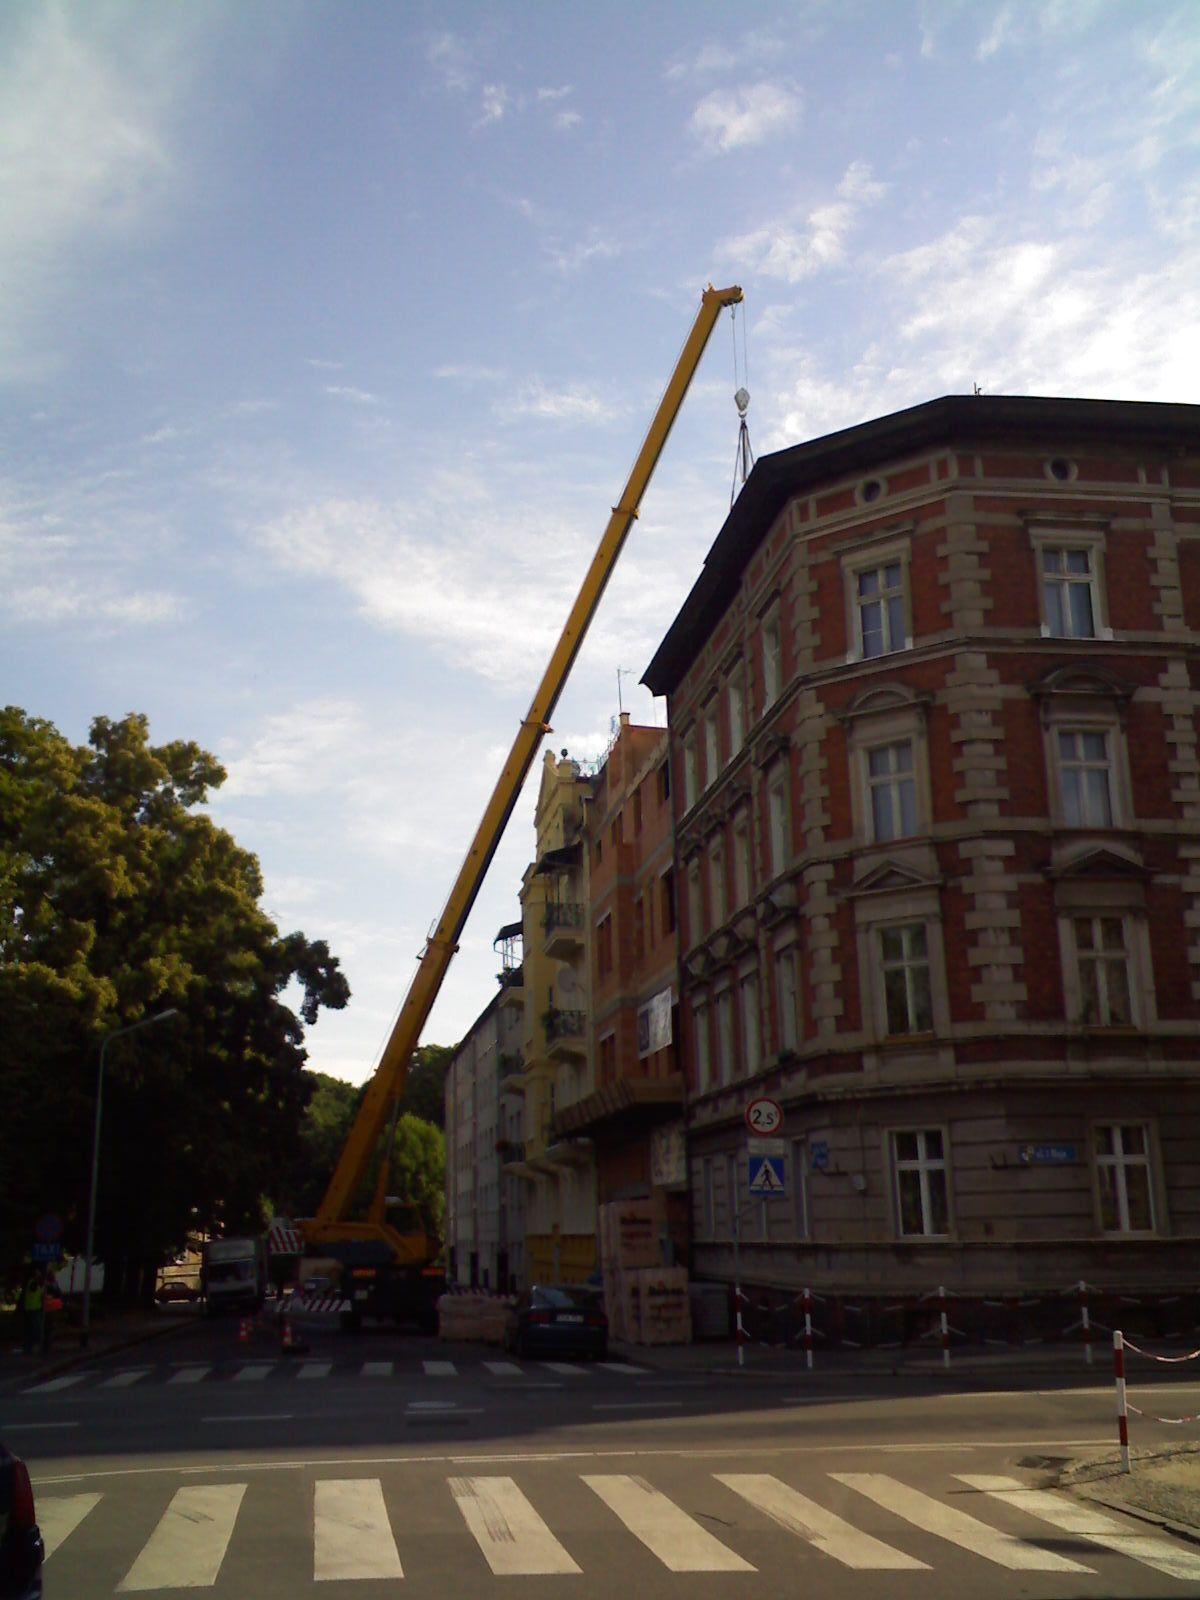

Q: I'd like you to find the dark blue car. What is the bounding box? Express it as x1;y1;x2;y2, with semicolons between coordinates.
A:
0;1445;43;1600
503;1285;608;1359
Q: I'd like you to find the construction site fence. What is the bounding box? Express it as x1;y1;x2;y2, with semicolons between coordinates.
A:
728;1282;1200;1358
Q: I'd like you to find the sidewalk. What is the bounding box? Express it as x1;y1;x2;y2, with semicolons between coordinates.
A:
1060;1445;1200;1541
0;1305;195;1386
611;1336;1119;1380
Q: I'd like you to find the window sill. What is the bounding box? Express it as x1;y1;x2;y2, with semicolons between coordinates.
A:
878;1031;937;1049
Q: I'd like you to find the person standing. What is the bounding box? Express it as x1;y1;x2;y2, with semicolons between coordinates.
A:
19;1267;45;1357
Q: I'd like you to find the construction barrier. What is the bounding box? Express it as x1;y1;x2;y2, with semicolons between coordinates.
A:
1112;1325;1200;1470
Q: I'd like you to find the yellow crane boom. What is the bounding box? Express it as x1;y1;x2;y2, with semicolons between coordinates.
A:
309;283;743;1244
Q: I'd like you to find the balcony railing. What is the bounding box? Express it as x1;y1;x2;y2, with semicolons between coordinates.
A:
545;1008;586;1042
543;902;584;933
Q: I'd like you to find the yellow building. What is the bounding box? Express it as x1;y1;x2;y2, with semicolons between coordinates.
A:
503;749;597;1284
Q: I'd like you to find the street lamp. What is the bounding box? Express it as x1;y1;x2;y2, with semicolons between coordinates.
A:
81;1008;179;1347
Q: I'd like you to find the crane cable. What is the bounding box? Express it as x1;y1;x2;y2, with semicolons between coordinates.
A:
729;300;755;506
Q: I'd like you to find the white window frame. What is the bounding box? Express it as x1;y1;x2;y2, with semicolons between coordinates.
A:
762;611;782;712
774;940;800;1052
1072;913;1136;1026
727;669;746;758
692;999;711;1093
708;837;726;928
703;705;720;790
841;686;932;849
890;1126;951;1239
878;921;934;1036
1056;727;1116;828
1029;526;1111;641
683;731;699;812
843;538;911;662
866;738;918;843
1093;1121;1158;1236
739;971;760;1077
686;858;703;943
767;764;790;880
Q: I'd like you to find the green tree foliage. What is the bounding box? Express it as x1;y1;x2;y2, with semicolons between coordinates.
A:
0;708;350;1295
277;1071;361;1218
399;1043;452;1128
387;1114;445;1240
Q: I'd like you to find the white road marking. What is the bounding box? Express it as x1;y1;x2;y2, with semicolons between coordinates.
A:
423;1360;457;1376
361;1362;393;1378
717;1473;927;1570
168;1367;209;1385
39;1492;102;1557
314;1478;403;1581
232;1364;273;1382
1;1421;78;1431
408;1401;457;1411
540;1361;586;1375
592;1401;684;1411
599;1362;647;1375
833;1473;1091;1572
449;1475;581;1575
101;1369;150;1388
297;1363;332;1380
583;1473;755;1572
483;1361;521;1375
958;1474;1200;1582
22;1373;88;1394
200;1413;294;1423
118;1483;246;1591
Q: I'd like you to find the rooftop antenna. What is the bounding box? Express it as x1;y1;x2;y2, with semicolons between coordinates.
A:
616;666;633;713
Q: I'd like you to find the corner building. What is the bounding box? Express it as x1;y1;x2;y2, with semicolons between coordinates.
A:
644;395;1200;1304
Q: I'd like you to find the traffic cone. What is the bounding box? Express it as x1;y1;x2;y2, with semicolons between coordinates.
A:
238;1316;250;1344
279;1315;307;1356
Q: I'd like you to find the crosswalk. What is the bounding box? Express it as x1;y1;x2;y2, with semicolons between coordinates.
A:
21;1357;648;1393
35;1467;1200;1587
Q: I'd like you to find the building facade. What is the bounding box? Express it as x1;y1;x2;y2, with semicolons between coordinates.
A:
554;714;688;1252
444;986;524;1290
644;395;1200;1301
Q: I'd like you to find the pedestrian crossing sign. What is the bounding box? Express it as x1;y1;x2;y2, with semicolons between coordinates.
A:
747;1154;786;1196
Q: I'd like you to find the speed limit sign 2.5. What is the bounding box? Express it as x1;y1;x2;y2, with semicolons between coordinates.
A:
745;1097;783;1136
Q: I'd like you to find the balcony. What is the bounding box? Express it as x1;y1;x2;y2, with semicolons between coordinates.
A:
545;1007;588;1062
543;901;585;960
497;966;524;1011
498;1053;525;1096
544;1133;594;1169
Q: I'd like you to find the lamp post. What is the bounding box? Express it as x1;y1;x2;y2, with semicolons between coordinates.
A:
81;1008;179;1347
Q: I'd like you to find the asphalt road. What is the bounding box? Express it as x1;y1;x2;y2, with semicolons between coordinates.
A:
5;1313;1200;1597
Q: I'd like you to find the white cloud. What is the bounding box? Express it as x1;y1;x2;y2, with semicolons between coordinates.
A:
305;357;344;371
554;110;582;132
497;382;620;424
222;698;368;798
477;83;509;127
4;583;183;628
425;30;473;93
433;362;506;385
719;161;886;282
688;81;801;153
324;385;380;405
544;232;625;274
536;85;573;102
976;5;1017;60
665;32;783;84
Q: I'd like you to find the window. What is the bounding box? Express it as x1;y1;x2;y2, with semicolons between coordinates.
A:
596;914;613;979
599;1031;617;1085
708;839;726;927
1095;1123;1155;1233
692;1001;711;1092
610;812;623;847
775;944;799;1052
701;1156;715;1237
727;671;745;757
661;867;676;935
768;767;789;878
633;785;643;834
880;923;933;1034
892;1128;949;1237
1043;546;1097;638
633;893;646;963
791;1138;809;1238
740;974;760;1076
715;989;734;1086
855;560;907;658
687;859;702;940
683;734;698;811
1059;729;1114;826
1073;916;1133;1024
867;740;917;841
657;761;670;804
732;812;751;907
594;837;603;867
704;708;719;788
762;614;781;710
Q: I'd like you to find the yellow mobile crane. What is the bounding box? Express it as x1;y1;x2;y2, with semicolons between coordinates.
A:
297;284;743;1328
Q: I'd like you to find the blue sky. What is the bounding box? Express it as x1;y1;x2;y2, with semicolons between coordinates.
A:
3;0;1198;1082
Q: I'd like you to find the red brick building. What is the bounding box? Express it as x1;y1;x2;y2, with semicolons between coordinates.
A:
554;715;687;1251
644;395;1200;1305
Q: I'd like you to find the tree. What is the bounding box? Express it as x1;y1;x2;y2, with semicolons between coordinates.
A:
399;1043;453;1128
387;1114;445;1241
0;708;350;1295
276;1071;361;1218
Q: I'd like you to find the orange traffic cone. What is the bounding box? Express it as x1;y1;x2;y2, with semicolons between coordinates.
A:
238;1316;250;1344
279;1315;307;1356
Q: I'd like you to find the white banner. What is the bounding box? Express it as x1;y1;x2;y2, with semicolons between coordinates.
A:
636;987;674;1058
651;1122;687;1188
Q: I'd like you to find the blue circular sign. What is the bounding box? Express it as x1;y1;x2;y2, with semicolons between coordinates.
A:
34;1213;64;1243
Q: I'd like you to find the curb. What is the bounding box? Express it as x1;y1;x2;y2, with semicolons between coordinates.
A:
1068;1478;1200;1549
6;1315;194;1386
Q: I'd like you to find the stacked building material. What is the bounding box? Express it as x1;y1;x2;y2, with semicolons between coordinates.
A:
436;1292;512;1344
598;1198;691;1345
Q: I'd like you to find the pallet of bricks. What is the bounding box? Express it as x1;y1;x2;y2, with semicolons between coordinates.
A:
599;1198;691;1346
436;1291;511;1345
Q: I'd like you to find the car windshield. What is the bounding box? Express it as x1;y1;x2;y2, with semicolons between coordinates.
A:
208;1261;254;1283
531;1286;592;1308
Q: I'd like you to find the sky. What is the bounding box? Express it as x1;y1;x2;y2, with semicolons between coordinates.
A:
3;0;1198;1085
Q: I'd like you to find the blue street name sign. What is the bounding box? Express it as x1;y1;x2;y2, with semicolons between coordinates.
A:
31;1242;64;1263
1019;1143;1078;1165
748;1155;787;1197
810;1140;830;1172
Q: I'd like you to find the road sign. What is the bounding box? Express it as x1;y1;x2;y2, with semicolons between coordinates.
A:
752;1137;785;1158
34;1214;63;1243
810;1139;830;1172
1019;1143;1078;1165
747;1154;787;1196
745;1097;783;1136
31;1242;64;1263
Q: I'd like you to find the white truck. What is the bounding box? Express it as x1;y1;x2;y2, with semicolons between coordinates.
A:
201;1236;267;1315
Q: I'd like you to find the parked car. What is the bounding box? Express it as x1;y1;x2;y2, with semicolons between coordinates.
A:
503;1285;608;1359
155;1281;199;1304
0;1444;43;1600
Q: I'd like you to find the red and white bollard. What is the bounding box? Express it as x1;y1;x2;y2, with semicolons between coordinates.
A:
939;1285;950;1370
802;1287;814;1371
1113;1328;1131;1472
735;1287;748;1369
1079;1280;1093;1367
